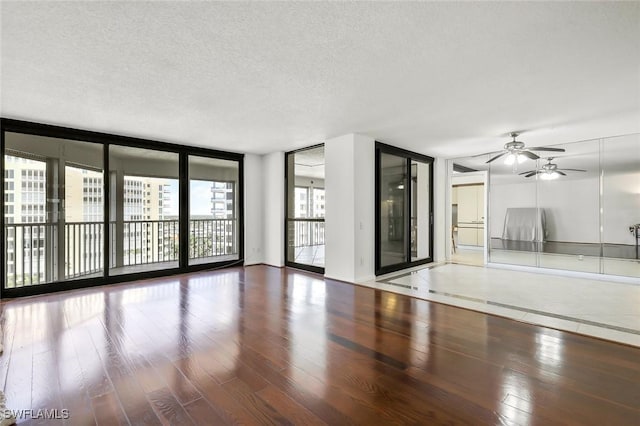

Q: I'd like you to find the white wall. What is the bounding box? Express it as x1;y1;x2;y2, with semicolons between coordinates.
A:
603;171;640;245
433;158;447;263
489;177;602;243
324;135;355;281
262;152;284;267
416;161;430;259
244;154;263;265
353;134;376;282
538;177;600;243
324;133;375;283
489;181;536;239
294;176;325;187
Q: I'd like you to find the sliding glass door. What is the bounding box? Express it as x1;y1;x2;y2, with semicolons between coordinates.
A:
108;145;180;276
375;143;433;275
379;152;407;269
285;145;325;273
3;132;105;287
188;155;239;265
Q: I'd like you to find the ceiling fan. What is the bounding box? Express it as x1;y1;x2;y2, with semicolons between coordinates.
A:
519;157;587;180
478;132;566;165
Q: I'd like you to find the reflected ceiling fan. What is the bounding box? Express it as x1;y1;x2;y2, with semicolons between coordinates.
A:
478;132;566;165
519;157;586;180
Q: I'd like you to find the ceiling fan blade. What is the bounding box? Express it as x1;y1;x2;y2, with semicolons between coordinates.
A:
527;147;566;152
486;152;507;163
523;172;538;178
558;168;587;172
520;150;540;160
518;170;536;175
472;150;502;158
556;171;567;176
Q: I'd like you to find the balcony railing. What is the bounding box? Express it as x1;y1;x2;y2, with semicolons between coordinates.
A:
288;218;325;247
67;222;104;279
4;223;53;287
189;219;237;259
111;220;180;267
5;218;237;288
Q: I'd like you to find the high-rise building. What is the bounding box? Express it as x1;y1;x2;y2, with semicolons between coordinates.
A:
210;181;234;218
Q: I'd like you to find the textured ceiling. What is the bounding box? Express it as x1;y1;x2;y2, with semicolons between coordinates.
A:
1;2;639;158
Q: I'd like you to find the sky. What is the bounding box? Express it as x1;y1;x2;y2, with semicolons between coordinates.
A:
164;180;214;217
190;180;213;215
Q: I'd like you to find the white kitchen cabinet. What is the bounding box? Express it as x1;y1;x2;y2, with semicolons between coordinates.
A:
476;185;485;223
458;227;478;245
457;186;478;223
477;228;485;246
454;184;485;246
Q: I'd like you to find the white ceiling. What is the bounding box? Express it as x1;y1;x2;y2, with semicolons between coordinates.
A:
1;2;639;158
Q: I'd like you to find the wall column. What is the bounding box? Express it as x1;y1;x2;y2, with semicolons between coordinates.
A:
324;133;375;283
262;151;284;267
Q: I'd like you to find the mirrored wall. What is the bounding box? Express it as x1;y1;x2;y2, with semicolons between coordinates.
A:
453;133;639;278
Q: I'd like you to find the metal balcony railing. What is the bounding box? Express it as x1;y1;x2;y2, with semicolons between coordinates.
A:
66;222;104;278
288;218;325;247
4;223;53;287
5;218;237;288
189;219;237;258
111;220;180;267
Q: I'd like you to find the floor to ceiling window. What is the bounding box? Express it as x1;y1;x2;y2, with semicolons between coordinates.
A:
1;119;243;298
3;131;105;287
188;155;240;265
108;145;180;276
375;142;433;275
285;145;325;273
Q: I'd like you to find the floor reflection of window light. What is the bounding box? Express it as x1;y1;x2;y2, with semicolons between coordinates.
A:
535;332;565;369
500;371;533;426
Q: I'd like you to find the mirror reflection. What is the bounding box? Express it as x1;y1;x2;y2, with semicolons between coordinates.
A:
451;133;640;278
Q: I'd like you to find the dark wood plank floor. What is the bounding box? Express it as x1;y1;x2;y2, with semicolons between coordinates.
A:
1;265;639;425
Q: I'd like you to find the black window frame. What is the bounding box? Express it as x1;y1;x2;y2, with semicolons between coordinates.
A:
284;144;325;275
375;141;434;275
1;118;244;298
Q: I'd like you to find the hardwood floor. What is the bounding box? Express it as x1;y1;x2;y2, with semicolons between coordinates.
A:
1;265;638;425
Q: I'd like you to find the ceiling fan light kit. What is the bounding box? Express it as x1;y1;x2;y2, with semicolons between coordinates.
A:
475;132;575;177
504;153;527;165
480;133;566;167
519;157;587;180
539;171;560;180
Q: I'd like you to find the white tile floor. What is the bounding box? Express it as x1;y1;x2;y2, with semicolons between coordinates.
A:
451;247;484;266
361;262;640;347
